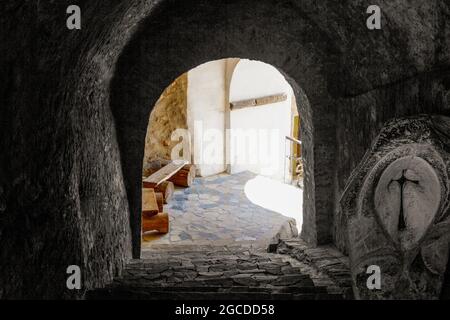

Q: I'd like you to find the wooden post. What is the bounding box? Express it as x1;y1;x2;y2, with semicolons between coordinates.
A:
142;212;169;234
142;188;159;218
169;164;196;187
155;181;174;203
155;192;164;212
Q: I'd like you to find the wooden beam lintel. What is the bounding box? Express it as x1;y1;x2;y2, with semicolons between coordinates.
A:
230;93;288;110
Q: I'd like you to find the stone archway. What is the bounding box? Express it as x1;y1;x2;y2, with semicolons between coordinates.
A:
1;0;447;299
141;58;305;248
110;0;339;258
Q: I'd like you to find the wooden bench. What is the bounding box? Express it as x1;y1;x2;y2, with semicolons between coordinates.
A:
143;160;188;189
142;212;169;234
141;160;194;236
144;160;196;188
141;179;175;204
142;188;159;218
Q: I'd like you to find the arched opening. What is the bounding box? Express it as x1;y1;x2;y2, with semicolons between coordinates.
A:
2;0;448;300
109;0;339;258
228;59;304;230
140;58;304;251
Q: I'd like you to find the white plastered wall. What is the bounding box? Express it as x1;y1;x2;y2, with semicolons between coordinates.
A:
228;59;293;180
187;59;228;177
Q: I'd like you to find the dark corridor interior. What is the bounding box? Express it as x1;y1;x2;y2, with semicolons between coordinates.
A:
0;0;450;301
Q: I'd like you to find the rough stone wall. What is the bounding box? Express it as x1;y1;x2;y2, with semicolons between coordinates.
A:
0;0;156;299
110;0;334;253
335;70;450;253
143;73;188;167
341;116;450;299
109;0;450;255
1;0;449;299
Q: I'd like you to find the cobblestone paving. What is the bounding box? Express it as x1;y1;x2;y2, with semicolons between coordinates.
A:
88;244;348;300
142;171;297;248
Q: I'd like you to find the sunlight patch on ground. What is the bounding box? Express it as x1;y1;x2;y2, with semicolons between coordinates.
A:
244;175;303;233
142;171;297;247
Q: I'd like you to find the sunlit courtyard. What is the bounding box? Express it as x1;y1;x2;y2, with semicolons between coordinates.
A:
142;171;301;249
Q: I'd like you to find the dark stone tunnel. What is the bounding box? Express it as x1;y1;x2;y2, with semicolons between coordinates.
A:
0;0;449;299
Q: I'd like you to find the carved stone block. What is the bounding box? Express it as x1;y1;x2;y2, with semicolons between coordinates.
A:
341;115;450;299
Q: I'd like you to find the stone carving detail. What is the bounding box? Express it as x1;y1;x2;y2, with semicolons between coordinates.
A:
341;116;450;299
374;156;441;250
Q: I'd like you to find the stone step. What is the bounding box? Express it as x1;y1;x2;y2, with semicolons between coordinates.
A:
87;287;341;300
275;238;354;299
88;244;349;300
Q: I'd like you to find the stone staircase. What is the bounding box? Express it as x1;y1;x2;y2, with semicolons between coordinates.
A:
87;243;349;300
275;239;354;299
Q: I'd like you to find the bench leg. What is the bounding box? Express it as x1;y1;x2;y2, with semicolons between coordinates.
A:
142;212;169;234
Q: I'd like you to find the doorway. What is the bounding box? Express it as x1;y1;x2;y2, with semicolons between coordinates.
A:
141;59;304;251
